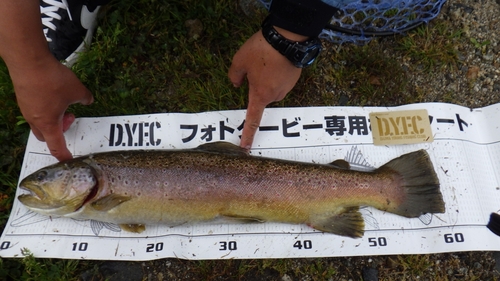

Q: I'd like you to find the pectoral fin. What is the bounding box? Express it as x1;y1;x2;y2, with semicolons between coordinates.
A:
308;207;364;238
120;223;146;233
91;194;131;211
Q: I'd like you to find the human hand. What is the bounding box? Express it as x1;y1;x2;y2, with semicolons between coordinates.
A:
10;56;93;161
228;28;306;150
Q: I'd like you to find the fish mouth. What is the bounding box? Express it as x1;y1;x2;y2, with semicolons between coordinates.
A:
17;182;56;210
18;181;46;200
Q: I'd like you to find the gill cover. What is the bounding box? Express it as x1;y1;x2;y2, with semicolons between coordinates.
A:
17;159;98;216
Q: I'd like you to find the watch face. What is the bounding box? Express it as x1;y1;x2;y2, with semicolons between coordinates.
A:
301;46;321;65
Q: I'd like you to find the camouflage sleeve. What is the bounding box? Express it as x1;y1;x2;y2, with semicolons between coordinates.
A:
321;0;356;8
268;0;339;37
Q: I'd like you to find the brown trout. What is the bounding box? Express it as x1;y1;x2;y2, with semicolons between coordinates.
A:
18;142;445;237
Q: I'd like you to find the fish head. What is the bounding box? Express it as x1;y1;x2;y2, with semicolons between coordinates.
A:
18;160;98;216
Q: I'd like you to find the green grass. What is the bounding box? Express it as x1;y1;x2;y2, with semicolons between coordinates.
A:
318;41;410;106
71;0;259;116
0;0;474;280
0;249;80;281
395;19;462;71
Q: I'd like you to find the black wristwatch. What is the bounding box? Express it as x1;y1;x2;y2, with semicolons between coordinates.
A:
261;16;322;68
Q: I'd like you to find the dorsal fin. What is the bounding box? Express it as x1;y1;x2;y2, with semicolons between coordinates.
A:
196;142;249;156
329;159;351;170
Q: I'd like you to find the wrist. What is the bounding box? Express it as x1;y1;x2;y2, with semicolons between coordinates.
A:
8;52;58;83
273;27;309;42
2;35;57;84
261;17;322;68
8;53;63;103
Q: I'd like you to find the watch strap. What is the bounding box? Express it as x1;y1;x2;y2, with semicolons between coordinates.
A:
262;16;322;68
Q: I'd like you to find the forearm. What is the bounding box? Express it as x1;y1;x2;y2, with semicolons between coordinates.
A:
0;1;52;72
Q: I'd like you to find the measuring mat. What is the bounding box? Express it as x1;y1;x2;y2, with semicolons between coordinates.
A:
1;103;500;260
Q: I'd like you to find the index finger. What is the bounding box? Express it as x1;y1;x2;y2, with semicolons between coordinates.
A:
240;97;267;151
40;124;73;161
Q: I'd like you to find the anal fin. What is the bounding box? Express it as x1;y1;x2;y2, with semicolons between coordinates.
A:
120;223;146;233
308;207;365;238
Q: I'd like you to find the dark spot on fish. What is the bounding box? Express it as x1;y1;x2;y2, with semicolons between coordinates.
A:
386;199;391;205
125;180;129;185
137;192;141;196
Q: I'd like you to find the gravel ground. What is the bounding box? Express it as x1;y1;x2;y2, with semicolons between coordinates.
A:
315;0;500;109
80;0;500;280
82;252;500;280
408;0;500;107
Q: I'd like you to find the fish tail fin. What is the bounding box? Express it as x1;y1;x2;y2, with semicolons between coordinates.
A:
379;150;445;217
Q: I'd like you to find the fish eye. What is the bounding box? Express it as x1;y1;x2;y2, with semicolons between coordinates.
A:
36;171;47;181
